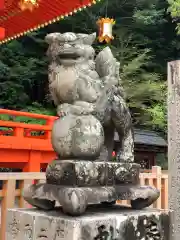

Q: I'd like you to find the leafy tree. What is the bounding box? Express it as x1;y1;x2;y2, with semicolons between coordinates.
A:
168;0;180;33
0;36;49;109
110;27;167;132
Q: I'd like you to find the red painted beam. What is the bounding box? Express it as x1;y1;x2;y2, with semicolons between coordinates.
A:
0;27;5;40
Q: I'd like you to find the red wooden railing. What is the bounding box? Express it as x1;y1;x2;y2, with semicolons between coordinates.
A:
0;109;58;172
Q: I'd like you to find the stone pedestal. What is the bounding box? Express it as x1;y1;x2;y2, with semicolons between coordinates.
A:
23;161;160;215
6;206;172;240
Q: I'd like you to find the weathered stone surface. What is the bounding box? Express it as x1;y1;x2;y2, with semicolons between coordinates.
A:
23;183;159;216
46;160;140;186
6;207;172;240
52;115;104;160
47;32;134;163
168;60;180;240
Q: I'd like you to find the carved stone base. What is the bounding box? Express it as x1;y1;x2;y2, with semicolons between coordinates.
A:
23;183;160;216
46;160;140;186
6;207;172;240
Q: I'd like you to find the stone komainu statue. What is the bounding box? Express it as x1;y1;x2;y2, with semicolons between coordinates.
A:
45;32;134;163
23;32;159;216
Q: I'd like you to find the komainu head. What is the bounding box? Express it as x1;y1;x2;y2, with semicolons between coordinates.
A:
45;32;96;66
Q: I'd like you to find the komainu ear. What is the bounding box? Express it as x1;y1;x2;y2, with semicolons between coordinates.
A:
45;33;62;44
76;33;96;45
87;32;96;45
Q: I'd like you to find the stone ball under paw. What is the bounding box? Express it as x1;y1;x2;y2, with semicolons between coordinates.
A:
51;115;104;160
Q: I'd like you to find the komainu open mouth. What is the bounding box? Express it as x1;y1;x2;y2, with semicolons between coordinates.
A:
59;52;80;60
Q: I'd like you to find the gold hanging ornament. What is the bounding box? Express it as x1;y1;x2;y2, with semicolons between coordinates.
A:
19;0;39;11
97;18;115;43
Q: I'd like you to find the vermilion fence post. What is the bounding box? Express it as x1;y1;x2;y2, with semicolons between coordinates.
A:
14;127;24;137
44;118;54;139
23;151;42;172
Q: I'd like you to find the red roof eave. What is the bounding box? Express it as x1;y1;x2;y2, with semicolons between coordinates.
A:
0;0;100;44
0;0;5;39
0;0;4;9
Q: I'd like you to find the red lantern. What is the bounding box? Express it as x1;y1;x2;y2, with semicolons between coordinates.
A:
97;18;115;43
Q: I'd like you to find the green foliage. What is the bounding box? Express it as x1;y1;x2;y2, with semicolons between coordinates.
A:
168;0;180;33
0;38;48;109
109;28;166;131
156;153;168;170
